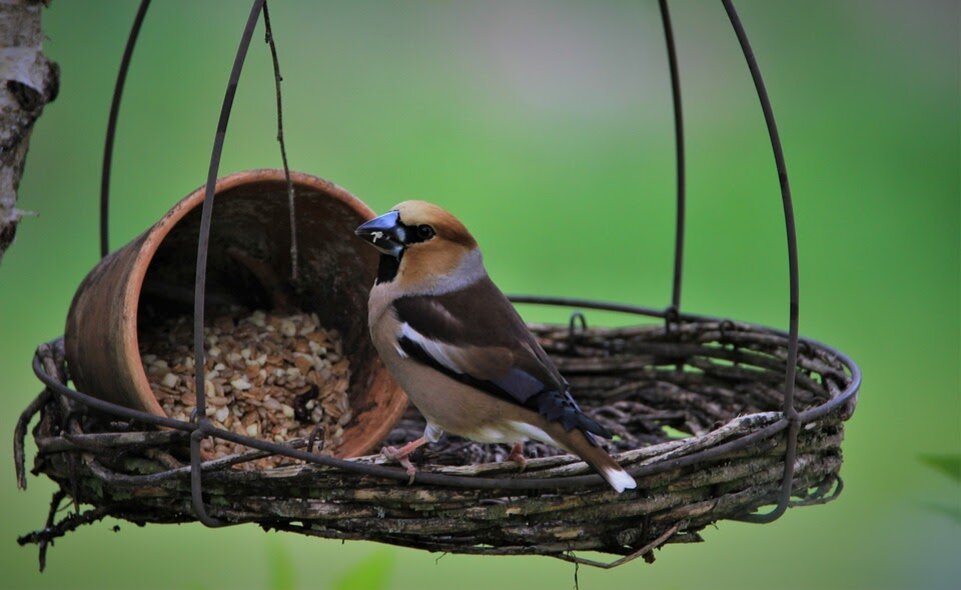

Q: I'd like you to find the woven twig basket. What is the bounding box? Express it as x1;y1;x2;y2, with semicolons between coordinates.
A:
19;318;857;566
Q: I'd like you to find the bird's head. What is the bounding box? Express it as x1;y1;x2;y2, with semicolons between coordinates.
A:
355;201;482;290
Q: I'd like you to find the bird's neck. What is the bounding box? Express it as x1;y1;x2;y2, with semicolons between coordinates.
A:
376;253;402;285
375;248;486;294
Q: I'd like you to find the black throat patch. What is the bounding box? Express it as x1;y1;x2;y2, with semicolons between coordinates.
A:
376;253;402;284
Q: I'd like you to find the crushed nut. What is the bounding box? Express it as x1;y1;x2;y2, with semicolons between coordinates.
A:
140;308;353;469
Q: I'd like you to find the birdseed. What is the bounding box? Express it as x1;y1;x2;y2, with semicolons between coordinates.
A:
140;308;352;469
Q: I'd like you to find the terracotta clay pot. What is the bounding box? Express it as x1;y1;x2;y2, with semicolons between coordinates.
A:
64;169;406;458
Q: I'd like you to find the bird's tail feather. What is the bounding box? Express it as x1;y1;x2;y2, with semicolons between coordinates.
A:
553;427;637;493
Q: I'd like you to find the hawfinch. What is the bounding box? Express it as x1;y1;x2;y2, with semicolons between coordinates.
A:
355;201;637;493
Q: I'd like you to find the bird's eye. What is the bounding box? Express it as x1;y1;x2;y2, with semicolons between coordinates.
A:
416;224;435;240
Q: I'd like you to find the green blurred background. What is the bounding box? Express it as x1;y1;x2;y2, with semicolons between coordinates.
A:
2;1;958;588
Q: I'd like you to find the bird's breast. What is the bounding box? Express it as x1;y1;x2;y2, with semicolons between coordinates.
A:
368;304;540;441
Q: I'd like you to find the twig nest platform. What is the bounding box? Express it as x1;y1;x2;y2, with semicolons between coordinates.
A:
25;318;858;564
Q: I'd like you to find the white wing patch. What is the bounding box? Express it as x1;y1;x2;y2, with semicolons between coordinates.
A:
508;421;559;447
400;322;464;374
468;421;560;445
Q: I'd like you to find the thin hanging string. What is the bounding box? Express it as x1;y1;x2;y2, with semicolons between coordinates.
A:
262;1;299;282
658;0;686;317
100;0;151;258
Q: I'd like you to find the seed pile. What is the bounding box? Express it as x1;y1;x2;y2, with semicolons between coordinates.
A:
140;309;353;469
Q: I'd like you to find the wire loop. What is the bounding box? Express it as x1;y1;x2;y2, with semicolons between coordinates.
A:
567;311;588;351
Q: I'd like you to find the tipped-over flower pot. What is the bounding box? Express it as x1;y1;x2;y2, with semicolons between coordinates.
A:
64;169;406;458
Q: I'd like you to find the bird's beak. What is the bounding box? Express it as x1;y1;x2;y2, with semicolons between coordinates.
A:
355;210;406;258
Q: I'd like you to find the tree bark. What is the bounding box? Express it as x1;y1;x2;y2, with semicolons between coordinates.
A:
0;0;58;266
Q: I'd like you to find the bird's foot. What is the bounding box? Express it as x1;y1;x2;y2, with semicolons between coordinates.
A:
381;445;419;485
507;441;528;473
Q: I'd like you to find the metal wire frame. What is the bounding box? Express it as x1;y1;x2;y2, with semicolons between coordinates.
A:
35;0;859;532
658;0;686;322
720;0;802;523
100;0;151;258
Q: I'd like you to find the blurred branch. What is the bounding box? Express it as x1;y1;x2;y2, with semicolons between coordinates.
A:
0;0;59;266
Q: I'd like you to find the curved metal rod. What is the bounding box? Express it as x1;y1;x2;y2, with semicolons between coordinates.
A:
658;0;686;317
508;294;671;319
189;429;226;527
721;0;801;524
100;0;151;258
567;311;588;350
189;0;267;526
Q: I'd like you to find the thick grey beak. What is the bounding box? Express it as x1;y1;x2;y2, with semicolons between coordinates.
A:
355;210;406;257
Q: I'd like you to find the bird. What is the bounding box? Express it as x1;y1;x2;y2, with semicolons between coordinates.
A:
354;201;637;493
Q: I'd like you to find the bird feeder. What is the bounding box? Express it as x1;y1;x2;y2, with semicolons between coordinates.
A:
16;0;861;570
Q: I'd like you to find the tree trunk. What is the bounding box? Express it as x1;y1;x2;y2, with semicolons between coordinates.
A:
0;0;58;266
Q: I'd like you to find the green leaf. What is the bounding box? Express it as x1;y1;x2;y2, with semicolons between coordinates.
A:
919;454;961;483
922;502;961;524
267;540;297;590
661;426;689;440
333;550;395;590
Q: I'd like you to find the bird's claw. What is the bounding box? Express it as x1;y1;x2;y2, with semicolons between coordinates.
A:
381;445;419;484
507;443;528;473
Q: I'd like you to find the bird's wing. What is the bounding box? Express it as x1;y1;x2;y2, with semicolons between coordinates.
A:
392;277;610;438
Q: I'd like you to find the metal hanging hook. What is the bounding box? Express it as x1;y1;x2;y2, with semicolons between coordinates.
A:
567;311;588;351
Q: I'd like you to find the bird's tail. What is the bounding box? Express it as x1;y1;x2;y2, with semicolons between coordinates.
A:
552;427;637;493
